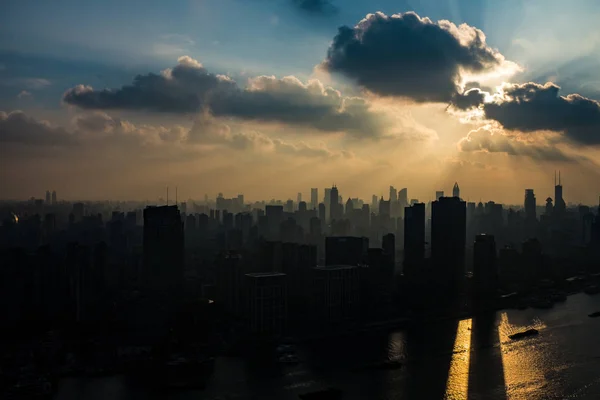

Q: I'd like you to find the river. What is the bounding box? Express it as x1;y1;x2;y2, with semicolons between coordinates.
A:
56;293;600;399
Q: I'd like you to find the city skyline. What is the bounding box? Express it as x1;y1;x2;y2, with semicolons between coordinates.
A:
2;1;600;203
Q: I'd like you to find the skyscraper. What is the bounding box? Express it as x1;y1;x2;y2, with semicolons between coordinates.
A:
245;272;287;338
45;190;51;204
330;185;340;221
310;188;318;210
524;189;536;221
51;190;57;205
432;197;466;292
435;191;444;201
390;186;397;203
473;234;497;300
452;182;460;198
378;197;390;216
554;171;566;215
143;205;184;294
404;203;425;276
324;188;332;220
297;192;302;205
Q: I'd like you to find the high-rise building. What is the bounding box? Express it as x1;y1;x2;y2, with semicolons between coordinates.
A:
378;197;390;216
524;189;536;221
324;188;332;220
326;236;369;266
453;182;460;198
143;205;184;293
45;190;51;204
265;205;284;240
435;191;444;201
310;188;318;210
245;272;287;338
297;192;302;205
431;197;466;292
473;234;497;300
554;171;566;215
404;203;425;276
345;198;354;216
390;186;397;203
371;195;378;210
330;185;340;221
298;201;307;213
51;190;57;205
216;252;243;317
398;188;408;205
311;265;360;333
318;203;326;221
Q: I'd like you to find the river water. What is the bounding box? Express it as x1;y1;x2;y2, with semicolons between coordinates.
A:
56;293;600;399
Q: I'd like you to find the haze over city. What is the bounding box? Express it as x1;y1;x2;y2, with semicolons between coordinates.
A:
1;0;600;203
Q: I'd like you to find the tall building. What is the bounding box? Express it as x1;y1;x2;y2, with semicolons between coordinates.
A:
473;234;497;300
324;188;332;220
326;236;369;266
398;188;408;206
310;188;318;210
318;203;326;221
435;191;444;201
345;198;354;216
390;186;397;203
245;272;287;338
330;185;340;221
378;197;390;216
453;182;460;198
431;197;466;292
404;203;425;276
524;189;537;221
143;205;184;293
311;265;360;333
216;252;243;317
45;190;51;204
297;192;302;205
51;190;57;205
554;171;566;215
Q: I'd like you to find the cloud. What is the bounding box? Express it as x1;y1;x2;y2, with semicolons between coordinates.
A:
0;111;76;146
63;56;387;139
17;90;32;99
291;0;338;15
451;82;600;145
321;11;514;102
188;112;351;158
458;126;581;162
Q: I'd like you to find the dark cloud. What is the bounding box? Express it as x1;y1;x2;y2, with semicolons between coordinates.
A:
452;82;600;145
292;0;337;15
458;127;580;162
321;11;506;102
0;111;76;146
63;57;386;138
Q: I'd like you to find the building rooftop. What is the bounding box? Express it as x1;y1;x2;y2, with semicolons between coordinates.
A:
245;272;287;278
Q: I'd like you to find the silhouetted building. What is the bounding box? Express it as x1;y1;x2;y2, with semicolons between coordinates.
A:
435;191;444;201
143;205;184;294
311;265;360;333
51;190;57;205
330;185;341;221
245;272;287;338
453;182;460;198
473;234;497;301
554;171;566;215
216;252;243;317
525;189;536;221
326;236;369;266
432;197;466;292
310;188;318;210
404;203;425;276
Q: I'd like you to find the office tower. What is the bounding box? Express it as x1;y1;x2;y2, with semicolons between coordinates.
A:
524;189;536;221
298;201;307;213
431;197;466;292
345;198;354;216
311;265;360;333
311;188;318;210
324;188;332;220
554;171;566;215
285;199;294;213
453;182;460;198
318;203;326;221
51;190;57;205
297;192;302;205
404;203;425;276
398;188;408;205
326;236;369;266
216;252;243;317
330;185;340;221
245;272;287;338
390;186;397;203
45;190;51;204
436;191;444;201
265;205;284;240
473;234;497;300
371;195;378;210
143;205;184;293
379;197;390;216
237;194;244;209
545;197;553;216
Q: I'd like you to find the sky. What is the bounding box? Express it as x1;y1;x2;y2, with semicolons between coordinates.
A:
1;0;600;204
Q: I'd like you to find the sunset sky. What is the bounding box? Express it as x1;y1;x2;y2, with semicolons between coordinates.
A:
1;0;599;204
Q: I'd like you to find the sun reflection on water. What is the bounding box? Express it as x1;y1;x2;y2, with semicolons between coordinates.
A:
444;318;472;400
